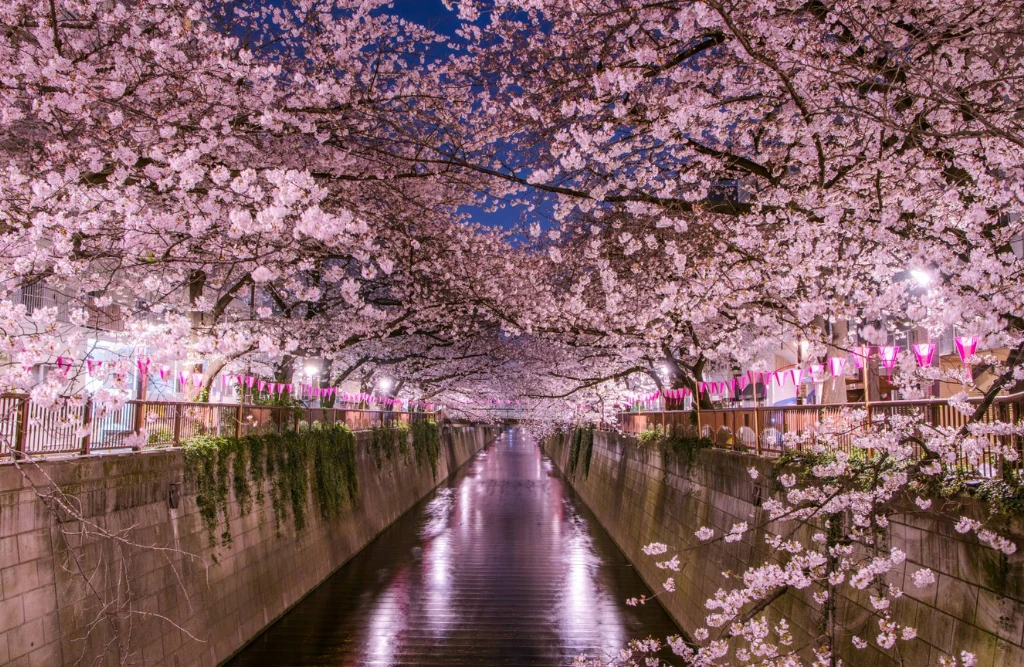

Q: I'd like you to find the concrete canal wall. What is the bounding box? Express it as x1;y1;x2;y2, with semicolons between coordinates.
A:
0;424;498;667
543;429;1024;667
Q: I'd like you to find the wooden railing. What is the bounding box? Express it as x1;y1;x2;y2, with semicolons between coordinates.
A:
619;393;1024;476
0;395;438;458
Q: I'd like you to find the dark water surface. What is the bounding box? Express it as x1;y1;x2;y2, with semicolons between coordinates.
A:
227;429;681;666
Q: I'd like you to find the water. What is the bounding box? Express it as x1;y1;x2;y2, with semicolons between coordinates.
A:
228;428;681;666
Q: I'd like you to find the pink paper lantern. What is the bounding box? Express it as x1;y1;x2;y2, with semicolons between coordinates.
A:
851;345;871;369
810;363;824;377
912;343;936;367
827;357;847;377
790;368;803;386
954;336;979;365
879;346;900;377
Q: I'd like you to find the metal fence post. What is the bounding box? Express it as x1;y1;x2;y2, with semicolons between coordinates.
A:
753;406;761;456
131;401;145;451
172;405;182;446
80;398;92;455
14;395;29;459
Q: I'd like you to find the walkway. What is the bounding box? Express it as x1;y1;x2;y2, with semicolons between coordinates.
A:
227;429;681;666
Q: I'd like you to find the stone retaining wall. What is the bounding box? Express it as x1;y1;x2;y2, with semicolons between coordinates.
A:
544;429;1024;666
0;424;497;666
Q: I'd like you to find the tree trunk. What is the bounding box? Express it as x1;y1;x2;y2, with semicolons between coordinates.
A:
822;320;849;404
199;358;228;402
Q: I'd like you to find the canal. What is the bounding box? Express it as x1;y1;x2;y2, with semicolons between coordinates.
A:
227;428;681;666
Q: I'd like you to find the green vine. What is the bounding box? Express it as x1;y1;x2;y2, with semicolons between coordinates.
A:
580;427;595;477
412;419;442;477
568;426;583;475
370;423;400;468
310;426;359;519
183;424;360;547
567;426;595;478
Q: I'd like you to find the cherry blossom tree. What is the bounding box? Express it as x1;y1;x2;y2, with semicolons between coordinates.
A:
2;0;1024;663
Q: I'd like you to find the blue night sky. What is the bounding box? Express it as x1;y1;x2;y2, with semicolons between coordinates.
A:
391;0;460;34
391;0;530;234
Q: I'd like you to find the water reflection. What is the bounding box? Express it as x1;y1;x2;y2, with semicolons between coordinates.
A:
228;428;680;666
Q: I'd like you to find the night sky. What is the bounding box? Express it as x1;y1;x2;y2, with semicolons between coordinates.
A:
391;0;530;234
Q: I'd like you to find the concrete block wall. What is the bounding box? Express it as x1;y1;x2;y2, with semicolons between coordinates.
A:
543;430;1024;666
0;424;496;667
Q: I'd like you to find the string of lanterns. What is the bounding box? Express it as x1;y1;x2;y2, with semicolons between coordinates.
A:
621;336;980;410
48;336;984;414
49;357;440;410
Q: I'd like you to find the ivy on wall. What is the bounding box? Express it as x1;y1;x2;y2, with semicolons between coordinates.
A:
371;419;443;478
183;424;359;547
567;425;595;479
412;419;442;478
637;424;712;471
369;422;410;468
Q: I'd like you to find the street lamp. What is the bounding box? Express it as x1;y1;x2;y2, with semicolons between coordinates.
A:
910;269;932;288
